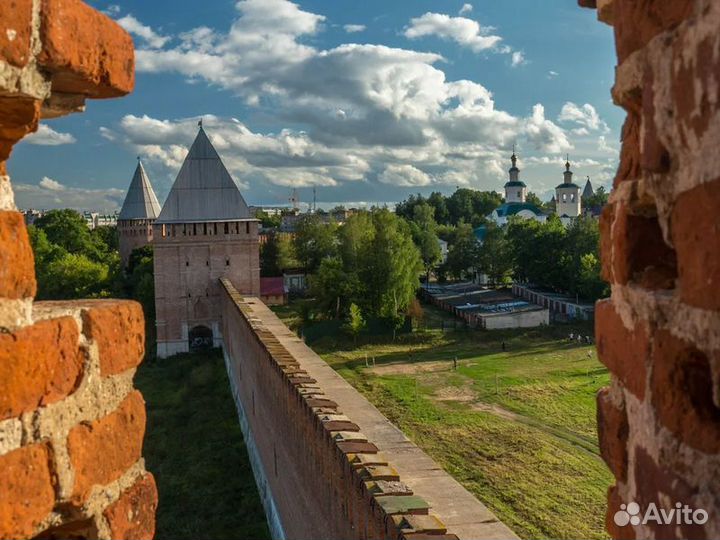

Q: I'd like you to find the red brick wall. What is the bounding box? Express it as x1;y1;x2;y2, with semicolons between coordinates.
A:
582;1;720;538
220;279;469;540
0;2;156;539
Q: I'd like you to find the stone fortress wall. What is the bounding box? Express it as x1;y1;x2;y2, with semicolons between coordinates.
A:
220;279;517;540
582;0;720;538
0;1;157;538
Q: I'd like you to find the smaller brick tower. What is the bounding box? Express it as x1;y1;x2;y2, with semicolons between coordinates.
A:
118;159;162;269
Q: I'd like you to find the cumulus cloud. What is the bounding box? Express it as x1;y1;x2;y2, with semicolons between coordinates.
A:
22;124;76;146
511;51;526;67
378;164;432;186
117;14;170;49
404;12;502;52
39;177;65;191
597;135;619;156
558;102;609;132
102;2;593;195
14;178;125;211
459;4;473;15
343;24;366;33
525;104;572;154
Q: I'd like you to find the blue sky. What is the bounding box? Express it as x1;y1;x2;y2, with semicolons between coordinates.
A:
11;0;621;212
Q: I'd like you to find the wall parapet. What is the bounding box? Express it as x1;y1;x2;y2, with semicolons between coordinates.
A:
0;2;157;538
220;277;517;540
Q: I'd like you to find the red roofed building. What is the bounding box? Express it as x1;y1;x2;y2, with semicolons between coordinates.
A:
260;277;288;306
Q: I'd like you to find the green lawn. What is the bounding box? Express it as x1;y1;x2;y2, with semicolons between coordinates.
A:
275;302;612;540
136;350;270;540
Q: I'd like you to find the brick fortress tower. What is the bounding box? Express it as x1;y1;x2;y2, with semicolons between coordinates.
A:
153;125;260;358
117;159;162;270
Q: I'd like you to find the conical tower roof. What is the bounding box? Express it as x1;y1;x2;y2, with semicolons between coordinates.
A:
157;127;251;224
582;177;595;199
118;160;162;220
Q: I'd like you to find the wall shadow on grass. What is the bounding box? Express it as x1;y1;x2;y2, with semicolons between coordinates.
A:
136;349;270;540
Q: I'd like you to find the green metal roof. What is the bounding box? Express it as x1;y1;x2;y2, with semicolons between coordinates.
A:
494;202;543;217
504;180;527;188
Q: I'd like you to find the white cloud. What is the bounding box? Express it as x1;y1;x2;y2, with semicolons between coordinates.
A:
117;14;169;49
459;4;473;15
598;135;619;156
343;24;366;33
14;179;125;211
558;102;609;132
22;124;76;146
39;177;65;191
548;70;559;78
525;104;572;153
379;164;432;186
511;51;526;67
105;3;593;196
404;12;502;52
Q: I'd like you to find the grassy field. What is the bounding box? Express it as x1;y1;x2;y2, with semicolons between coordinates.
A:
136;350;270;540
274;301;612;540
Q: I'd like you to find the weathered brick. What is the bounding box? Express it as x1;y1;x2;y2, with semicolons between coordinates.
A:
597;387;628;481
610;204;676;289
0;317;82;420
605;485;635;540
614;114;641;186
612;0;694;62
0;443;55;539
673;34;718;145
599;203;614;282
634;446;706;540
671;179;720;310
103;474;158;540
640;68;670;174
38;0;135;98
81;300;145;376
0;0;33;68
651;330;720;454
68;391;146;501
0;97;41;168
0;211;36;299
595;300;648;399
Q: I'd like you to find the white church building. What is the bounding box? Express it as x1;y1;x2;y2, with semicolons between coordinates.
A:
487;152;546;226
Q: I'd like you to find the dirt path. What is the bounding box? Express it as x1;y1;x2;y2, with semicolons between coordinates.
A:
433;386;602;459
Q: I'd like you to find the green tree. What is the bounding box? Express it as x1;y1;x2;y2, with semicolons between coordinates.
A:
34;209;100;260
577;253;608;300
255;210;282;228
445;222;479;280
345;302;365;343
357;210;423;328
584;186;609;208
476;224;513;285
525;192;544;208
43;253;110;299
427;192;450;224
260;233;282;277
293;214;338;273
409;203;441;281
